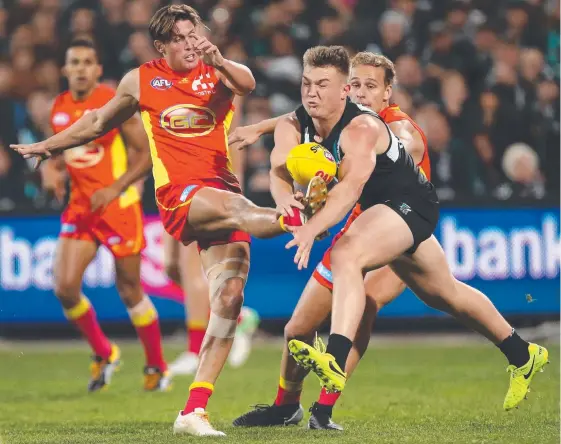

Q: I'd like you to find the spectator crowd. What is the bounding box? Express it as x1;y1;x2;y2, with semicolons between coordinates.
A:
0;0;558;212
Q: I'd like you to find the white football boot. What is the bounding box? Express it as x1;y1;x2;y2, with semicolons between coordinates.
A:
173;408;226;437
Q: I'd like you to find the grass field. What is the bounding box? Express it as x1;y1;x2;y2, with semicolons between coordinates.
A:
0;340;558;444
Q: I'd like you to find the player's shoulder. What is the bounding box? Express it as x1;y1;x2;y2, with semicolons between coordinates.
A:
347;113;383;133
52;90;70;108
94;83;117;100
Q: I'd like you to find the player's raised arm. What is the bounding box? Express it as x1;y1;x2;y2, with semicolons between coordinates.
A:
10;69;140;168
193;35;255;96
388;119;424;165
270;113;304;217
228;113;292;151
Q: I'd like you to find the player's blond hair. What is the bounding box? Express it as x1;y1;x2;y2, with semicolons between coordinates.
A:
351;52;397;86
303;46;350;76
149;4;202;42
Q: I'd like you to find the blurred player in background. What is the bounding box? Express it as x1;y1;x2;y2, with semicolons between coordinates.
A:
42;39;170;392
231;52;430;430
12;5;326;437
165;98;260;376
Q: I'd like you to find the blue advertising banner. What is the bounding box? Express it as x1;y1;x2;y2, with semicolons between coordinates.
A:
0;208;559;324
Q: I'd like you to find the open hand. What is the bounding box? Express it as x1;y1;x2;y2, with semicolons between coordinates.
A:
275;191;304;218
228;125;261;150
285;224;318;270
10;141;51;169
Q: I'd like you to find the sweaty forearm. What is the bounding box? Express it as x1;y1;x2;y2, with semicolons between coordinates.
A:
45;111;105;153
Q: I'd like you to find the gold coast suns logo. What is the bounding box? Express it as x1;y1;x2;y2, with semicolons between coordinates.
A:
63;143;104;169
160;104;216;138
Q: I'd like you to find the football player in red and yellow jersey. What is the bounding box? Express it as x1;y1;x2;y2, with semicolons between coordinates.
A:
41;39;170;393
229;52;433;430
11;6;326;437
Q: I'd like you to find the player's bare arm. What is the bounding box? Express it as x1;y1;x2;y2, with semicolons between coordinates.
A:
388;119;424;165
192;35;255;96
228;113;292;150
270;113;304;217
10;69;140;167
287;115;385;269
90;113;152;212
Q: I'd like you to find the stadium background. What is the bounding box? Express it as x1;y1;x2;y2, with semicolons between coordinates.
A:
0;0;559;335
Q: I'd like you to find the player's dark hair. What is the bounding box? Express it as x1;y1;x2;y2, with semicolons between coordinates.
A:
303;45;350;76
65;38;100;62
351;52;396;86
149;4;202;42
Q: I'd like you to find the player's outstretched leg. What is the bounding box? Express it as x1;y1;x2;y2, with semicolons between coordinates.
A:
233;277;332;428
188;176;328;239
165;239;209;376
174;242;249;437
390;236;549;411
54;238;121;392
289;205;413;393
115;255;171;391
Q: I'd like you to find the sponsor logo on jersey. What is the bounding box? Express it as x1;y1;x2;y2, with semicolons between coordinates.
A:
160;104;216;138
399;203;412;215
63;143;105;169
151;77;173;90
52;112;70;126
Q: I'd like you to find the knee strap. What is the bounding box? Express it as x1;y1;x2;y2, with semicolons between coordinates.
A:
206;258;249;304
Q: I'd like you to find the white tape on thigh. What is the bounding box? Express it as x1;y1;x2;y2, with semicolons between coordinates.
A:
207;312;238;338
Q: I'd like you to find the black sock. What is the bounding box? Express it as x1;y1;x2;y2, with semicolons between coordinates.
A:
313;402;333;417
497;329;530;367
326;333;352;370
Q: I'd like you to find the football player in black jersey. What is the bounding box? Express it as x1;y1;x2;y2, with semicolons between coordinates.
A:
285;46;547;415
232;46;548;430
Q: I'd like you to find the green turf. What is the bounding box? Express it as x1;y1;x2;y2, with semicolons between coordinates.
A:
0;340;558;443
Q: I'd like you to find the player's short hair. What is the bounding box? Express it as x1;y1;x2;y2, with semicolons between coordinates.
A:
149;4;202;42
303;46;350;76
351;52;397;86
65;38;100;62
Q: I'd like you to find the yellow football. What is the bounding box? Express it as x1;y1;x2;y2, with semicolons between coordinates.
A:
286;142;337;186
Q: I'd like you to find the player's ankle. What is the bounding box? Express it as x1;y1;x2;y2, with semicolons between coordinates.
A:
497;329;530;367
313;402;334;417
326;334;352;370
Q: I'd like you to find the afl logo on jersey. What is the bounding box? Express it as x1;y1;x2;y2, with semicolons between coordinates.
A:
52;112;70;126
63;143;105;168
160;104;217;138
151;77;173;90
